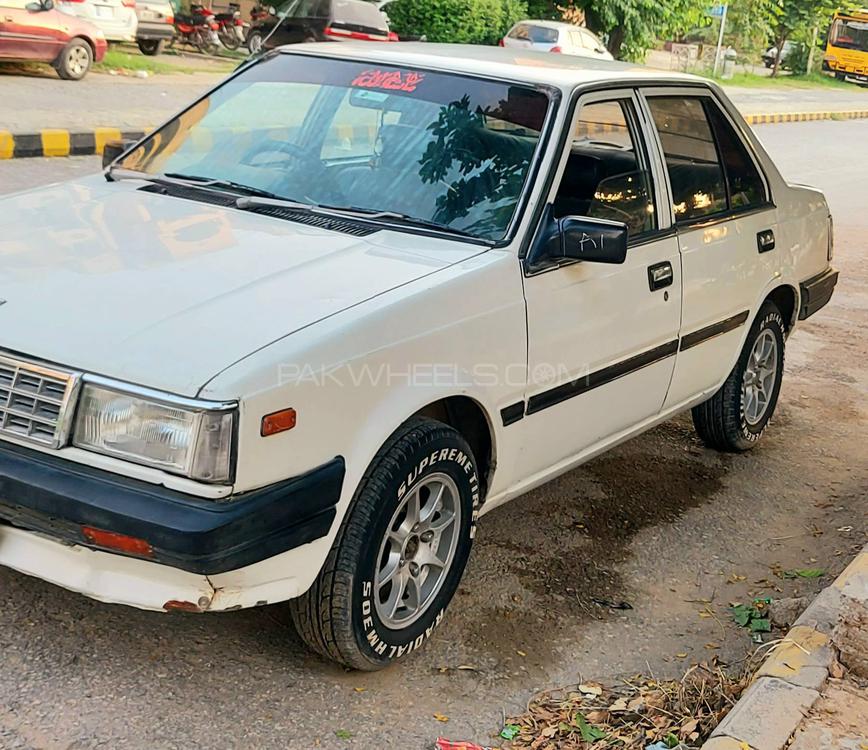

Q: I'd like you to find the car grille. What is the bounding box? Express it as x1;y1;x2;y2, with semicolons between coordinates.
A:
0;355;78;448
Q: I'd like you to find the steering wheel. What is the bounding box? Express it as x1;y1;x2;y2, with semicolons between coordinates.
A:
239;140;346;202
240;139;321;168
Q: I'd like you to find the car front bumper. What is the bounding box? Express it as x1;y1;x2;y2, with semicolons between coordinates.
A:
0;440;344;576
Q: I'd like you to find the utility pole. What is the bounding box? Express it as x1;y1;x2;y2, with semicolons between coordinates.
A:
712;3;728;76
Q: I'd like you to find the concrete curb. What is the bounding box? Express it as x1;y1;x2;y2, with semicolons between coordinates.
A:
743;109;868;125
0;128;147;159
2;109;868;158
701;545;868;750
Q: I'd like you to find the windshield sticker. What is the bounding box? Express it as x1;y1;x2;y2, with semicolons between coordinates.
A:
351;69;426;93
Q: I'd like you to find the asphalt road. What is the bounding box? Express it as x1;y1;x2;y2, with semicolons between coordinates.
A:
1;119;867;750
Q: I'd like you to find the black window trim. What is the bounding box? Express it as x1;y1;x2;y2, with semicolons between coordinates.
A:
521;86;669;277
641;88;776;231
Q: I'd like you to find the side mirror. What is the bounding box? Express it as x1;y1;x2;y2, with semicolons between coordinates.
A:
528;207;628;271
25;1;46;10
102;138;134;168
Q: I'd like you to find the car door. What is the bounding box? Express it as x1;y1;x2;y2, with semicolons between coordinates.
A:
0;0;62;59
639;88;779;409
518;89;682;479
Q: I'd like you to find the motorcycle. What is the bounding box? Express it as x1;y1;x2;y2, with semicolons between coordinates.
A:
173;7;221;56
209;3;245;51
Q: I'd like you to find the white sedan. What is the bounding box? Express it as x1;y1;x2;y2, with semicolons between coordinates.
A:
0;43;837;670
501;19;614;60
57;0;137;42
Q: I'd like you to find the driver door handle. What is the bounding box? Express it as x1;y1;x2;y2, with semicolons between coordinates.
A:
647;261;674;291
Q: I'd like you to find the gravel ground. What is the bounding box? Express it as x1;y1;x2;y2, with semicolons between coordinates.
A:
0;119;866;749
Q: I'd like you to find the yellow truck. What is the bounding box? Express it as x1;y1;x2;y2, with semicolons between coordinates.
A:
823;9;868;83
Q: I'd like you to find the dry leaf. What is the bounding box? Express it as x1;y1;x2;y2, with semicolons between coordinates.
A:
353;687;366;693
578;682;602;696
829;659;845;679
675;652;688;658
516;650;527;657
433;713;449;722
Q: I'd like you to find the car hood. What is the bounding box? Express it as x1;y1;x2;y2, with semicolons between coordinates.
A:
0;175;482;396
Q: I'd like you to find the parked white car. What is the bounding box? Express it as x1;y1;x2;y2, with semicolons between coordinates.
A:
0;44;837;670
58;0;137;42
502;19;613;60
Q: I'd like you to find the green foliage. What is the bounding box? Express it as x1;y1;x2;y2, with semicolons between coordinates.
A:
525;0;560;19
766;0;837;75
386;0;528;44
726;0;779;62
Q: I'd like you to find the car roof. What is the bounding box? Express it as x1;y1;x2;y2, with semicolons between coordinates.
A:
512;19;576;30
277;42;707;89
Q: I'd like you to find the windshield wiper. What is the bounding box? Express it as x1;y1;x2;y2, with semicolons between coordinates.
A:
236;196;482;240
106;167;283;201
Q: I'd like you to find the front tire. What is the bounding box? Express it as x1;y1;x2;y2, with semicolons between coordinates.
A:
290;417;481;670
246;29;263;54
55;39;92;80
692;301;786;452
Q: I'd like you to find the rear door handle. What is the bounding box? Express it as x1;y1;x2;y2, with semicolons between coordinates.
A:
757;229;775;253
647;261;673;291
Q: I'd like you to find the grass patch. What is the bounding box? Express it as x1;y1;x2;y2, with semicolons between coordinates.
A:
722;71;863;90
94;48;237;75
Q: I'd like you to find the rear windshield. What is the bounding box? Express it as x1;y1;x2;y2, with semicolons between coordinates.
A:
333;0;388;30
509;23;559;43
118;54;553;241
527;25;559;43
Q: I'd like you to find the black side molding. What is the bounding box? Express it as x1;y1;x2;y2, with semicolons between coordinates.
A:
799;268;838;320
526;339;679;415
680;310;750;352
500;402;525;426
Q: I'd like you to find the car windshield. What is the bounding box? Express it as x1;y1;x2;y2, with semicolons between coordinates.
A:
117;54;552;241
830;18;868;52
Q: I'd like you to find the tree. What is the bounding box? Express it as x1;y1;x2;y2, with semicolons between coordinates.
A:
386;0;527;45
726;0;778;66
769;0;836;76
537;0;709;60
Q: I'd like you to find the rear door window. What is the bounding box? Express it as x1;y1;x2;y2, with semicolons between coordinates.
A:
646;96;727;221
704;101;767;209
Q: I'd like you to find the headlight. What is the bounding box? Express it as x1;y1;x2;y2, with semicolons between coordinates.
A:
73;381;236;483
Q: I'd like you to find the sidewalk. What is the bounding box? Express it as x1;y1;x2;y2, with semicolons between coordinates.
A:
724;86;868;118
703;545;868;750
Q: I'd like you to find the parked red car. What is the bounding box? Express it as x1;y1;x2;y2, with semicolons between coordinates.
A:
0;0;107;80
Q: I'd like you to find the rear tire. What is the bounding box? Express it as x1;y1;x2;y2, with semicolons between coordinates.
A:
137;39;165;56
692;301;785;452
218;28;241;50
290;417;481;670
55;39;92;80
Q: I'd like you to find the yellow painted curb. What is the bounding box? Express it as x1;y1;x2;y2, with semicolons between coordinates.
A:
41;129;71;157
744;109;868;125
754;626;830;680
94;127;122;155
833;549;868;591
0;130;13;160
